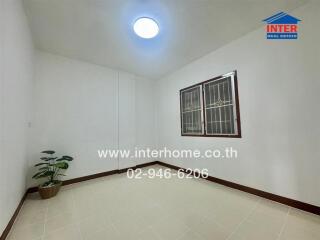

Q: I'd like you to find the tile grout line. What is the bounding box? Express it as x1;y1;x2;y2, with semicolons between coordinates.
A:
71;188;84;240
225;198;261;240
276;206;291;240
97;183;121;238
40;190;81;239
42;201;49;240
146;210;191;240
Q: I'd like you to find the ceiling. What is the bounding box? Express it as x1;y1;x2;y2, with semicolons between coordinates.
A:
23;0;308;80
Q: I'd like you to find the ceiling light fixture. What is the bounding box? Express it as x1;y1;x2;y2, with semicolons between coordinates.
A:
133;17;159;39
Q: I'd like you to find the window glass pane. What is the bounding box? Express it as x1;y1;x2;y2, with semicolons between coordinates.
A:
206;108;212;134
213;107;221;134
182;87;201;112
181;86;203;134
182;110;202;134
204;76;236;135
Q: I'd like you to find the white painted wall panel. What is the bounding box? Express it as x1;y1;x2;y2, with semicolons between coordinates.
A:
28;51;156;186
135;78;156;164
118;72;136;169
0;0;34;234
29;52;119;183
156;1;320;206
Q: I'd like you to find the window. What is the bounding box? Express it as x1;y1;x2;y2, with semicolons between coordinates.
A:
180;85;204;135
180;71;241;137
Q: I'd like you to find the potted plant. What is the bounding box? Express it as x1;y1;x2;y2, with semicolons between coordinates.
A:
32;150;73;199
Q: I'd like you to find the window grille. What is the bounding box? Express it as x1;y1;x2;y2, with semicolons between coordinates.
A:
180;71;241;137
180;85;204;135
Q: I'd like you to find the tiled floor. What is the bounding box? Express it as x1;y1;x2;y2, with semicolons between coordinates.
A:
7;165;320;240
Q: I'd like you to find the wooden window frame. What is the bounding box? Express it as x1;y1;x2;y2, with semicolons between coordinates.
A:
179;70;241;138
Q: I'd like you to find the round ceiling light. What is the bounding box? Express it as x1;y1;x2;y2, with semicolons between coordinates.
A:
133;17;159;39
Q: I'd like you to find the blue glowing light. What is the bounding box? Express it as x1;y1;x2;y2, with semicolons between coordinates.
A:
133;17;159;39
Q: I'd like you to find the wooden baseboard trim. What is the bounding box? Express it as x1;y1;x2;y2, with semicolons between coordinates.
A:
156;161;320;215
28;160;320;215
0;192;28;240
27;161;159;193
136;161;159;168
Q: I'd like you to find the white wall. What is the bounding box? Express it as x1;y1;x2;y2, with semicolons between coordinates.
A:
135;78;156;165
156;1;320;206
0;0;34;234
28;51;156;186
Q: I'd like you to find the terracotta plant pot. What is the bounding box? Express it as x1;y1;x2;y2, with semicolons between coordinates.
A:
38;182;62;199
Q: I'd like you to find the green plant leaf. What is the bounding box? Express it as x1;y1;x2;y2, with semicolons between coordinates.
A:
62;156;73;161
40;157;57;161
34;162;49;167
54;161;69;169
41;150;55;154
56;156;73;161
38;167;49;171
36;170;55;179
32;171;46;179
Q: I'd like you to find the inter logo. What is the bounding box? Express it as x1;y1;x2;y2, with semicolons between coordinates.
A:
263;12;301;40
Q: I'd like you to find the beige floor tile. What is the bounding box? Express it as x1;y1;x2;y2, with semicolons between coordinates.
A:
73;196;101;218
135;227;162;240
45;190;75;217
171;207;205;228
9;222;44;240
256;199;289;215
112;212;148;235
14;208;46;228
82;225;120;240
7;166;320;240
280;225;320;240
280;209;320;240
139;204;171;226
234;199;289;239
230;218;280;240
189;216;230;240
207;203;252;231
286;208;320;232
45;212;78;234
151;216;189;240
114;226;162;240
46;199;75;218
43;224;81;240
6;235;42;240
177;230;207;240
78;212;112;239
18;201;47;218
